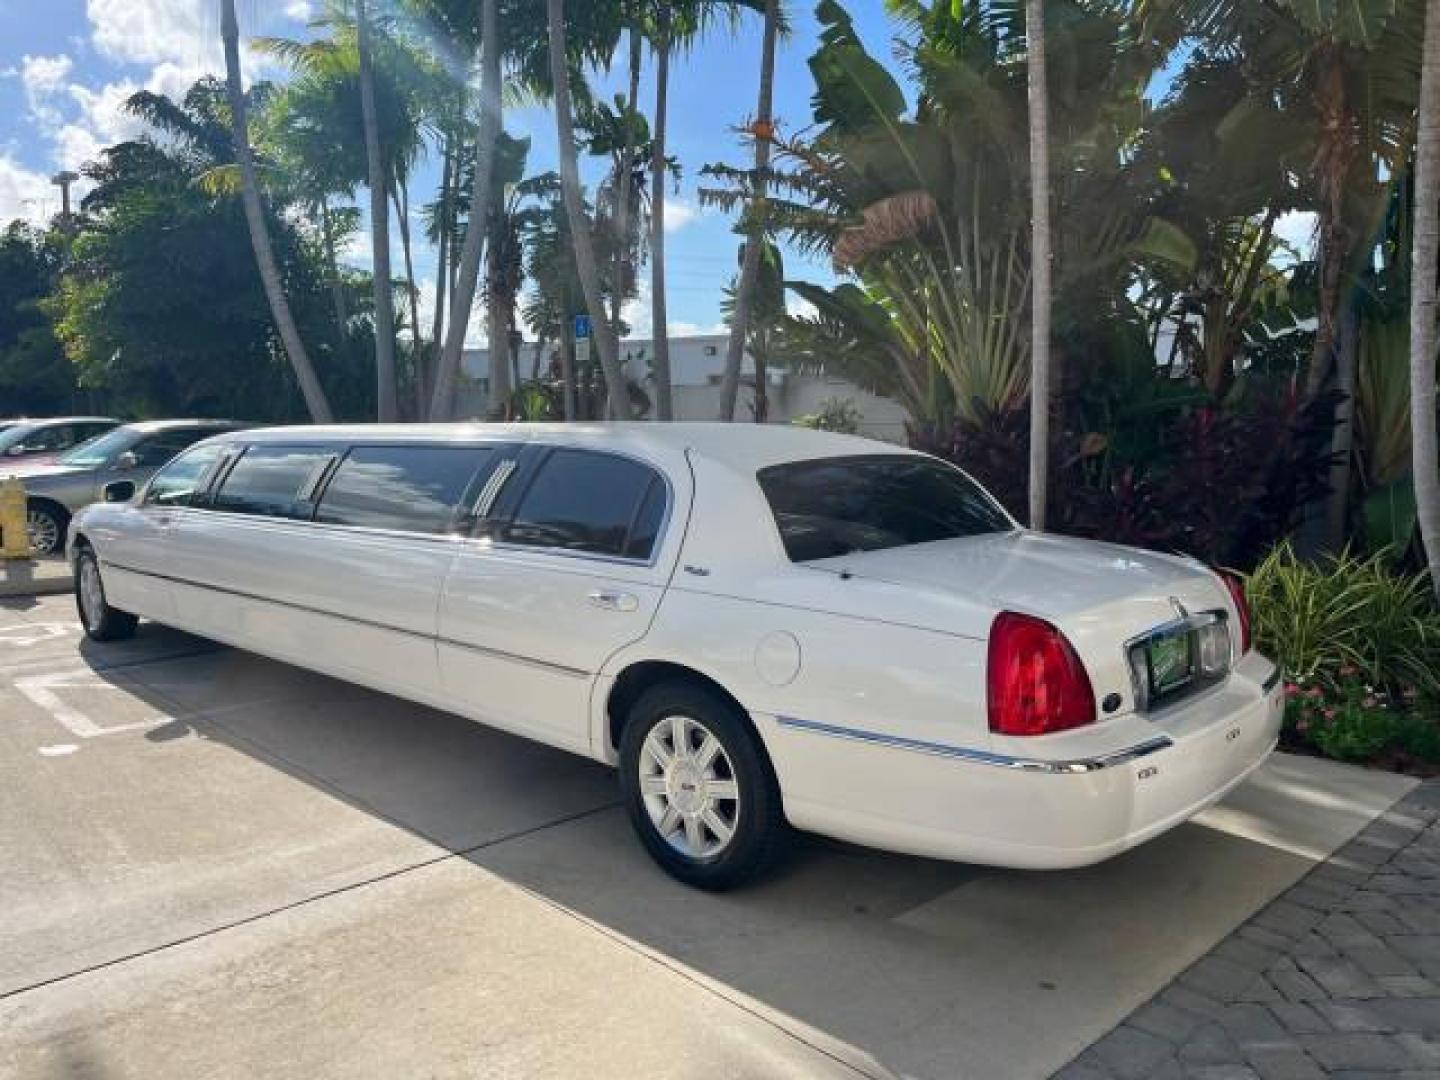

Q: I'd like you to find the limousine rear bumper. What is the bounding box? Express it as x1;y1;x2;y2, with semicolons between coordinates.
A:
760;656;1284;869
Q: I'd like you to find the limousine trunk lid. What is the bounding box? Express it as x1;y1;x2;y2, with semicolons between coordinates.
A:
808;529;1239;718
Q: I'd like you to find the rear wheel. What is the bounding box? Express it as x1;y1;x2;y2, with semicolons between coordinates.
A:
27;502;66;556
74;546;137;642
619;681;787;890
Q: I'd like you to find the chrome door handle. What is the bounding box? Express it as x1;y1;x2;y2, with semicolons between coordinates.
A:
588;590;638;612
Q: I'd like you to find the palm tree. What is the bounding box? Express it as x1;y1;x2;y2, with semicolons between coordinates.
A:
1413;0;1440;599
356;0;398;420
1025;0;1050;529
430;0;500;421
717;0;778;421
649;0;675;419
219;0;334;423
547;0;632;417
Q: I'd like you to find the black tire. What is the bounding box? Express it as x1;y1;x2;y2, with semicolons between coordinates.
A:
74;545;138;642
619;680;787;890
27;501;67;556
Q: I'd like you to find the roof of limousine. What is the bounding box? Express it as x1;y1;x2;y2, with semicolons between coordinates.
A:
210;422;914;473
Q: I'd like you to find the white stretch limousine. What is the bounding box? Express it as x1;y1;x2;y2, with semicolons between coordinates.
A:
68;424;1284;888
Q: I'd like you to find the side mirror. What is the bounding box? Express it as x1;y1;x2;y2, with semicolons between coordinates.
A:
103;480;136;503
114;451;140;470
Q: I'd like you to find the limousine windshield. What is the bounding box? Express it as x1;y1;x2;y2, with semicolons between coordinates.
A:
758;454;1013;562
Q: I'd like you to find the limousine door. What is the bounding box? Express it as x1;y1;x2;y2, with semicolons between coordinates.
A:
169;442;502;706
97;442;230;621
437;446;684;755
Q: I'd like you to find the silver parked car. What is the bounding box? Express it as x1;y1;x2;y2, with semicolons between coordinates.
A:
14;420;246;555
0;417;120;466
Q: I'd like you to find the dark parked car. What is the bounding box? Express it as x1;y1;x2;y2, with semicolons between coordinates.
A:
0;418;120;467
17;420;246;555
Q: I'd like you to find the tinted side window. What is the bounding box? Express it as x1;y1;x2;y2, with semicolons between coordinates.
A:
503;449;664;559
17;425;74;452
144;443;227;507
213;445;332;519
131;430;213;467
315;445;493;534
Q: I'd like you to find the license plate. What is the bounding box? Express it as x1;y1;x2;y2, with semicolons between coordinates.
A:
1146;627;1195;697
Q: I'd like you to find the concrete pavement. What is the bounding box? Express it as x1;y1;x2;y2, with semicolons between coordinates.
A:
0;593;1418;1079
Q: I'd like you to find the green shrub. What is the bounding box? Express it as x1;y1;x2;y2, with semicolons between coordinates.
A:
1246;542;1440;696
1284;676;1440;767
794;398;863;434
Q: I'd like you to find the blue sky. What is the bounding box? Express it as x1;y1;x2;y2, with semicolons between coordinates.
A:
0;0;902;345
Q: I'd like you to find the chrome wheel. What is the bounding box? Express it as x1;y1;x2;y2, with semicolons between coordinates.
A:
638;715;741;860
26;509;59;555
78;555;104;632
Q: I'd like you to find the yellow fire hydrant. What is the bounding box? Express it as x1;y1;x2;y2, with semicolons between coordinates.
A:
0;476;30;559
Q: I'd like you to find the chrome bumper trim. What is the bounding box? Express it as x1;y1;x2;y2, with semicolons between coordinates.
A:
775;716;1173;774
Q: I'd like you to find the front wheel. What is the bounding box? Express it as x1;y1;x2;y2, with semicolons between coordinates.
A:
27;502;67;556
75;546;137;642
619;681;787;890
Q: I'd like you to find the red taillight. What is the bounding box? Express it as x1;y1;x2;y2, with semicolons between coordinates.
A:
1216;569;1251;654
986;611;1095;736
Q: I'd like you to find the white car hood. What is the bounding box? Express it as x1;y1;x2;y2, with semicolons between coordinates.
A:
808;530;1237;716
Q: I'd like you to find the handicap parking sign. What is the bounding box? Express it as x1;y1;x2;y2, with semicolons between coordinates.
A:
573;314;592;340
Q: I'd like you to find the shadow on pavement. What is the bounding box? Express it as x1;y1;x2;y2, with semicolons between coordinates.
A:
44;622;1386;1080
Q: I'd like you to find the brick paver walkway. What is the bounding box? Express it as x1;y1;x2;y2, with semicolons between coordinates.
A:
1056;780;1440;1080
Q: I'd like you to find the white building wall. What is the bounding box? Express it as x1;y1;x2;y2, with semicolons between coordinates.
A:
458;334;909;443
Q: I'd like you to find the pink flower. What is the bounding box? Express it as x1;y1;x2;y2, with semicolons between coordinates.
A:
1296;719;1310;733
1339;663;1358;677
1285;683;1300;698
1323;708;1337;721
1307;687;1325;700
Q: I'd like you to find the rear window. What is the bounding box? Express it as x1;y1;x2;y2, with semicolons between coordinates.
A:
757;454;1011;563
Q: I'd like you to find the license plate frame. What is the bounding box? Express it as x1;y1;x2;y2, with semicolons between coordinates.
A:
1145;626;1195;699
1126;610;1231;713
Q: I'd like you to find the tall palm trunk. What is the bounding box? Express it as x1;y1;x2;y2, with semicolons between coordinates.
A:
391;180;424;419
1305;51;1357;400
357;0;397;420
717;0;777;421
650;6;674;420
431;0;500;421
318;194;348;335
610;21;642;339
1413;0;1440;600
427;141;455;410
220;0;333;423
1025;0;1051;530
547;0;631;418
485;214;512;417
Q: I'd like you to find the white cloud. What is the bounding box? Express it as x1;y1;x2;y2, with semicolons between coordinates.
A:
86;0;221;70
0;154;57;226
54;78;147;170
663;200;706;233
21;54;74;125
284;0;314;20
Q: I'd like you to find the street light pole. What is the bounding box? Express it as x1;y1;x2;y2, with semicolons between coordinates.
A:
51;171;78;227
